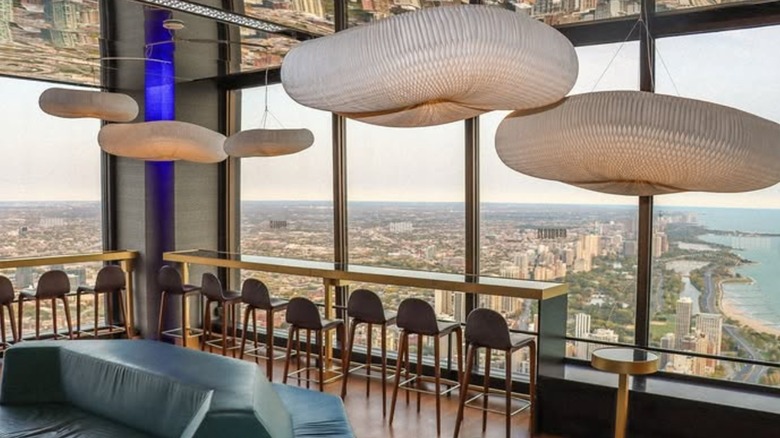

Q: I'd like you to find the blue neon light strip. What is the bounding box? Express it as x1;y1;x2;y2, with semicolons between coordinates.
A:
145;8;175;122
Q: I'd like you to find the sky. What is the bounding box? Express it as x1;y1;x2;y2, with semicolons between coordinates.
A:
4;25;780;208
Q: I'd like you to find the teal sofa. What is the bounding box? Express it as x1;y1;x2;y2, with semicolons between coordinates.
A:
0;340;353;438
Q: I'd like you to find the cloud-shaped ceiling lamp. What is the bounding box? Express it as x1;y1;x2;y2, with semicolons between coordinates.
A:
39;88;138;122
495;91;780;196
98;121;227;163
224;128;314;157
281;5;578;127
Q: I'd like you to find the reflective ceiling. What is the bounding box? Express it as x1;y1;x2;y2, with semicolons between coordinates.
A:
0;0;766;86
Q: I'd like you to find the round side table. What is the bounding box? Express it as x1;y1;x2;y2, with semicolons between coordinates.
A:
591;347;659;438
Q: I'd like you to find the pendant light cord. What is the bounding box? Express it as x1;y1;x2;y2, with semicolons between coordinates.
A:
261;59;285;129
592;9;681;97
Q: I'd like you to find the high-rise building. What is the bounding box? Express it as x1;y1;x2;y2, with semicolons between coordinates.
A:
434;290;453;316
660;333;675;369
291;0;325;17
695;313;723;356
675;297;693;349
574;313;591;338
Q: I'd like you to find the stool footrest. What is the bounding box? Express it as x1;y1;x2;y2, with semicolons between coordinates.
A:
398;374;460;396
464;392;530;416
287;366;344;385
161;327;204;338
242;345;290;361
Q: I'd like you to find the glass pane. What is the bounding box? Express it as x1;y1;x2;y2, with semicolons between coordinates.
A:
480;42;640;358
0;77;102;337
239;83;333;335
651;27;780;385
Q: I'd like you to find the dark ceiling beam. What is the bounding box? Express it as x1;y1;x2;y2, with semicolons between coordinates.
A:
211;67;281;90
653;1;780;37
559;1;780;47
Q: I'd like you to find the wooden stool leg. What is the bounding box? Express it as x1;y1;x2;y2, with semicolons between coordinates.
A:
17;298;23;342
51;298;57;339
381;323;388;417
264;308;271;371
181;293;188;349
434;334;442;436
76;291;81;339
253;309;259;366
283;326;294;385
62;295;73;340
317;329;325;392
94;292;100;338
389;331;407;426
405;333;411;405
240;305;250;359
416;334;423;412
341;319;357;399
456;328;464;384
454;343;475;438
506;350;513;438
117;290;130;338
295;328;302;386
483;348;491;432
222;303;228;357
305;329;312;389
9;304;18;343
1;306;6;348
35;299;40;340
202;301;211;352
366;323;372;397
157;291;167;341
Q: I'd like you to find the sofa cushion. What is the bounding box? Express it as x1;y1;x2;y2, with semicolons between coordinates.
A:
274;384;355;438
0;403;154;438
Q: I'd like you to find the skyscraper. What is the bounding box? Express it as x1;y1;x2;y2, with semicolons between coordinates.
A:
574;313;591;338
675;297;693;349
695;313;723;356
660;333;675;369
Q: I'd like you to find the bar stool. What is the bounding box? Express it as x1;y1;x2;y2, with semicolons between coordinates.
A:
340;288;397;416
238;278;289;380
201;273;241;357
454;308;537;438
283;296;347;392
0;275;18;351
389;297;463;436
157;265;203;348
76;265;130;339
17;270;73;340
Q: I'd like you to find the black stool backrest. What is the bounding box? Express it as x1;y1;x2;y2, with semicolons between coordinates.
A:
0;275;14;305
158;266;184;295
397;298;439;336
37;270;70;299
465;308;512;350
286;297;323;330
201;273;226;300
347;289;385;324
94;265;126;293
241;278;271;309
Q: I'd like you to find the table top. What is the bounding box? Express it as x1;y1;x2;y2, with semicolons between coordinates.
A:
591;347;660;375
163;249;568;301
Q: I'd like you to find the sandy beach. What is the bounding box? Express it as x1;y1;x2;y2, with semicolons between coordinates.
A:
718;280;780;337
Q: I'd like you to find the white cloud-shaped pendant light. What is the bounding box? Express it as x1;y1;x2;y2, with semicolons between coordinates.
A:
495;91;780;196
98;121;227;163
281;5;578;127
224;128;314;157
39;88;138;122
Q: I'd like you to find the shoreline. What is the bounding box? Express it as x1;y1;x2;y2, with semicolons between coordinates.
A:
718;279;780;337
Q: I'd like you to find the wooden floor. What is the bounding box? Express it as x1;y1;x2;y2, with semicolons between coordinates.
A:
261;354;559;438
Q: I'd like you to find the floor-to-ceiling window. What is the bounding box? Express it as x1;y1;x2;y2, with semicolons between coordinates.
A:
239;83;333;335
0;77;103;336
650;26;780;387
